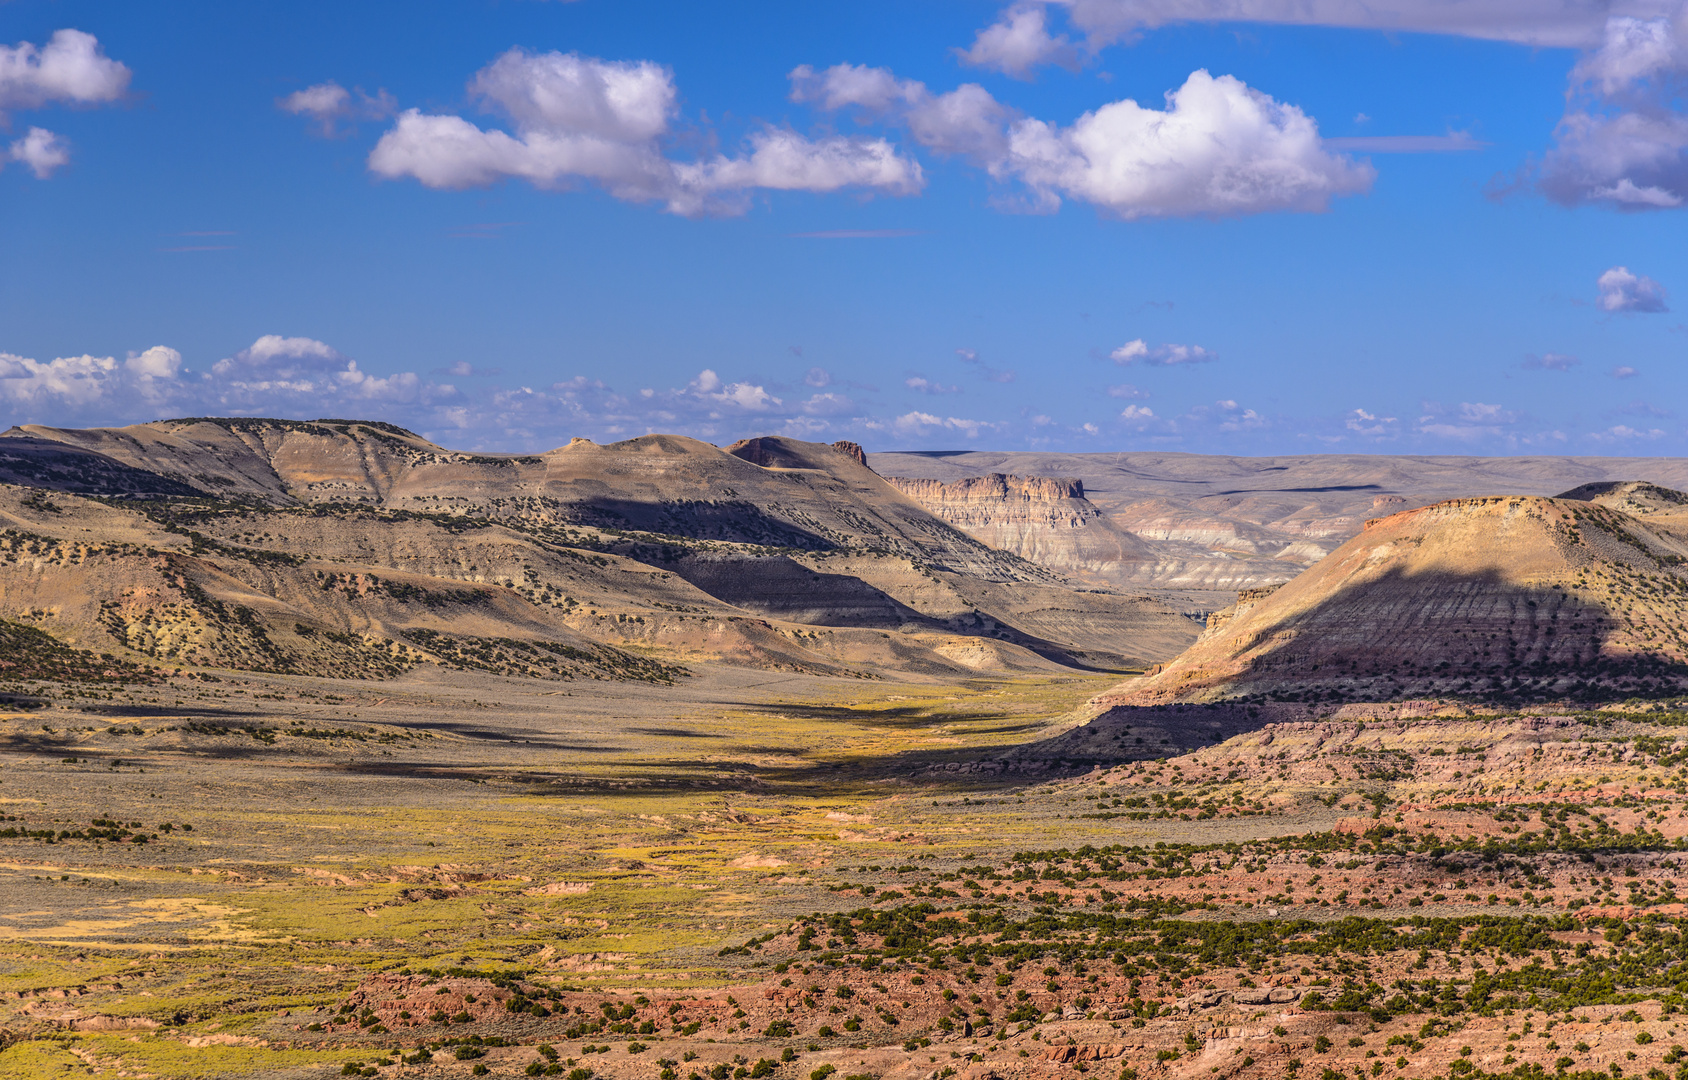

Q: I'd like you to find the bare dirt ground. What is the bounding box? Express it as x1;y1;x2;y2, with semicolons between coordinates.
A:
4;657;1688;1080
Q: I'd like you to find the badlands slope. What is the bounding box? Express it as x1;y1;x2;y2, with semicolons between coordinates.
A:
0;419;1197;683
1092;490;1688;710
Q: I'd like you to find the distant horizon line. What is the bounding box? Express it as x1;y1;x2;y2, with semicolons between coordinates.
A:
5;417;1688;465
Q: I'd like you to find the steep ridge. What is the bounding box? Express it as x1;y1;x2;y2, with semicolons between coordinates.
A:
1090;492;1688;709
0;422;1200;682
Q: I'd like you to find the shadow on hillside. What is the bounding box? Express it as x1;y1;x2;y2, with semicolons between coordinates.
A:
1211;561;1688;707
1013;558;1688;766
626;726;726;739
81;704;269;719
333;742;1094;795
0;436;203;497
741;700;1049;738
573;497;837;551
667;554;933;629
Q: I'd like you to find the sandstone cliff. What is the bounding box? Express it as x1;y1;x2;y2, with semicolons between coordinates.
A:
886;474;1086;504
881;473;1160;587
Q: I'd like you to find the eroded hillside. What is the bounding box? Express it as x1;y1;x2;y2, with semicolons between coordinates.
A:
0;421;1200;684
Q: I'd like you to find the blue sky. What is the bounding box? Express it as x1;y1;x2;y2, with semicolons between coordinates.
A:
0;0;1683;454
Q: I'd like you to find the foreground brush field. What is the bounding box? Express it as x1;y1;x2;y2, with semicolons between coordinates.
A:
6;659;1688;1080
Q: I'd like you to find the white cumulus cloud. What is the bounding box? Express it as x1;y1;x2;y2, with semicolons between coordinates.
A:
0;30;130;179
793;62;1367;218
1110;339;1216;365
890;411;991;438
1597;265;1670;311
1001;70;1372;218
1345;407;1398;437
1541;106;1688;209
1591;423;1667;441
1571;13;1687;94
1414;400;1523;441
956;3;1688;214
7;127;69;178
0;351;120;408
681;369;782;412
1534;11;1688;209
800;392;855;416
210;335;433;407
0;29;130;111
958;5;1079;78
670;129;922;215
368;48;922;217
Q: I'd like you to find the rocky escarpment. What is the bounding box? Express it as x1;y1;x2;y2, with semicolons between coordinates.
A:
885;474;1314;595
886;473;1086;505
1199;583;1284;639
882;474;1159;586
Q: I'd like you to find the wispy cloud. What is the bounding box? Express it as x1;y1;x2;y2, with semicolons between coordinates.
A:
1522;352;1579;370
788;229;928;238
279;81;397;137
955;348;1015;383
1324;132;1487;153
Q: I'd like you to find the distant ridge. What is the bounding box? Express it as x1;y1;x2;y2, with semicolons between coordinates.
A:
873;448;1688;601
